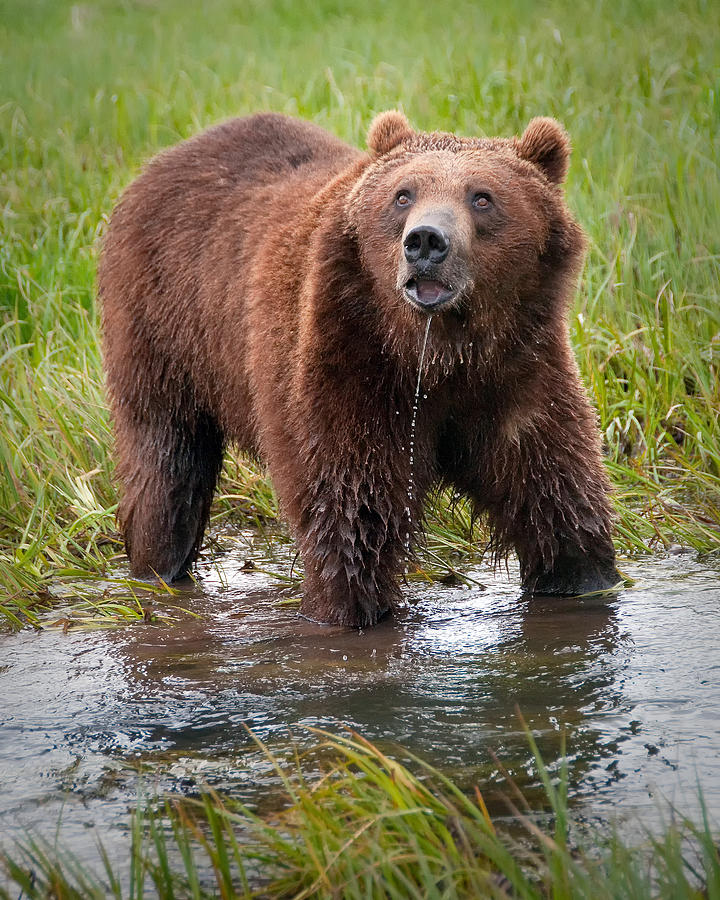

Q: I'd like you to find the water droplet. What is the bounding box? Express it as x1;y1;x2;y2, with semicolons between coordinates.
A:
404;316;433;557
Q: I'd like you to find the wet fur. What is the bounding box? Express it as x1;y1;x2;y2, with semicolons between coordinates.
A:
99;112;619;627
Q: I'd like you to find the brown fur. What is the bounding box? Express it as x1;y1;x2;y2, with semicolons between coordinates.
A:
99;111;619;627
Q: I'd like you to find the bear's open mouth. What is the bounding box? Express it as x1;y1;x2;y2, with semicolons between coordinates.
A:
403;278;457;310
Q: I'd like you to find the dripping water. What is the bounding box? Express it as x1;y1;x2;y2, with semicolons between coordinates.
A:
404;315;433;566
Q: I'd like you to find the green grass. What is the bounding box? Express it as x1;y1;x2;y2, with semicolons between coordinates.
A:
2;727;719;899
1;0;719;625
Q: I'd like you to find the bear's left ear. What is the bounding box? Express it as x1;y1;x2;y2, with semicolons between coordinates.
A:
367;110;414;156
515;117;571;185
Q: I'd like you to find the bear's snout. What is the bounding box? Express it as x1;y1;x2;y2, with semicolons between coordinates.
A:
403;224;450;265
399;209;470;312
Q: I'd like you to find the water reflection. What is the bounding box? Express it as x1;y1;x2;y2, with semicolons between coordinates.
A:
0;544;718;855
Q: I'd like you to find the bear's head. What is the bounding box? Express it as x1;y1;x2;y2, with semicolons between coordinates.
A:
346;111;585;358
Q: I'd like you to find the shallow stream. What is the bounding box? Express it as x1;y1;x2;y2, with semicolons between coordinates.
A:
1;534;719;866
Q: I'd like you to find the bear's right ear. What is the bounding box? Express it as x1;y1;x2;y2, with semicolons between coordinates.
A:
367;110;414;156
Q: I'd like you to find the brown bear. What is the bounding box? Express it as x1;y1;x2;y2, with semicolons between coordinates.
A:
99;110;620;627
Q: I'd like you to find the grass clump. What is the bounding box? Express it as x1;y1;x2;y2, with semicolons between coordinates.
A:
1;728;719;898
1;0;719;625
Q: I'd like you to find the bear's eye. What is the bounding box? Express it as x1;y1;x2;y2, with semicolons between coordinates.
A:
395;191;413;209
472;192;493;210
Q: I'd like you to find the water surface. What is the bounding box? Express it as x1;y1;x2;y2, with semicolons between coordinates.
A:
1;537;719;861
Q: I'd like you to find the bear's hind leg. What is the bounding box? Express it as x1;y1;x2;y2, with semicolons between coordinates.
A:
114;408;224;581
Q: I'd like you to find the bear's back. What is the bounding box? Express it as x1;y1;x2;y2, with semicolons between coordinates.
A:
141;112;359;192
101;113;360;281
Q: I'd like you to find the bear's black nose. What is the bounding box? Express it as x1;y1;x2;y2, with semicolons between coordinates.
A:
403;225;450;264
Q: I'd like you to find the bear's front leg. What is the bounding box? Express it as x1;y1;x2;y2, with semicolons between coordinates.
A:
294;470;411;627
529;536;619;596
480;376;621;597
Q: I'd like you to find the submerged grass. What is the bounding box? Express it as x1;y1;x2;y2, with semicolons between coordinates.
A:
1;0;719;624
1;727;718;899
